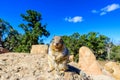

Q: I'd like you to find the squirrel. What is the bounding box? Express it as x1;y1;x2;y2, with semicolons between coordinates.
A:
48;36;69;74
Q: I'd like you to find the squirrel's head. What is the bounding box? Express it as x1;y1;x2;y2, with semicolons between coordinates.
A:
51;36;64;51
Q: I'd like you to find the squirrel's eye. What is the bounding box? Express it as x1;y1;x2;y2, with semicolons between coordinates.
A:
60;39;63;42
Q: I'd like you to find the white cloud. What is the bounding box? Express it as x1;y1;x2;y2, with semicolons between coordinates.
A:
100;12;107;16
92;3;120;16
65;16;83;23
101;3;120;12
91;10;98;13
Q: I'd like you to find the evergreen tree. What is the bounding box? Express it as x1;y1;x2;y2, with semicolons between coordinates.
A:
0;18;19;50
15;10;50;52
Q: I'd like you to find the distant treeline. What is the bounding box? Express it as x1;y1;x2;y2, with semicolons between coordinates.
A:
62;32;120;62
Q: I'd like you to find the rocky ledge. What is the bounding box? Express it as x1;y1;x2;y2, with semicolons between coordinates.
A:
0;53;92;80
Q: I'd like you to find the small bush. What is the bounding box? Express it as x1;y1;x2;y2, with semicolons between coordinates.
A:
110;45;120;62
110;52;120;62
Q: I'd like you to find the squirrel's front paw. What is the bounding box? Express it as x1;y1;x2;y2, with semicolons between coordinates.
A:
55;57;61;62
55;56;62;62
55;59;60;62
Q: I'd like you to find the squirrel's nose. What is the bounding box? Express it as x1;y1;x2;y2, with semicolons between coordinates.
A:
56;43;59;46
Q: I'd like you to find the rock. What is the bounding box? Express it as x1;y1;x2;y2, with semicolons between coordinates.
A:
64;71;91;80
48;62;92;80
92;75;115;80
104;61;120;80
0;53;45;80
0;52;115;80
78;46;102;75
30;45;48;55
0;53;93;80
0;47;9;54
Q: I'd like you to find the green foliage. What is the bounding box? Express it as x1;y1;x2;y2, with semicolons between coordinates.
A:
110;45;120;62
0;19;10;47
0;18;19;51
62;32;109;62
86;32;109;60
4;28;21;51
0;10;50;53
14;10;50;52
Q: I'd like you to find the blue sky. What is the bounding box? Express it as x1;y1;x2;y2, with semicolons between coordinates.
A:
0;0;120;44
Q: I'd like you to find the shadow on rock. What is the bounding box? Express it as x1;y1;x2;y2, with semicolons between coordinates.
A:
66;64;81;74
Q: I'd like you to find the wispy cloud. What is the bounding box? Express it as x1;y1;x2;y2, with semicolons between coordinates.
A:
92;3;120;16
101;3;120;12
91;10;98;13
100;12;106;16
65;16;83;23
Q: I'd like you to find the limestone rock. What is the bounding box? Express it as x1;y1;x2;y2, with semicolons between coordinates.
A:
0;53;46;80
92;75;115;80
0;52;115;80
0;47;9;54
0;53;93;80
30;45;48;55
104;61;120;80
78;46;102;75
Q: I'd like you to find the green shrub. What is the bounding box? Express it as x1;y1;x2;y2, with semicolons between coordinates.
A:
62;32;109;62
110;45;120;62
